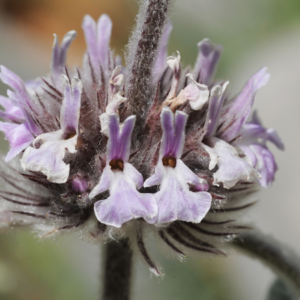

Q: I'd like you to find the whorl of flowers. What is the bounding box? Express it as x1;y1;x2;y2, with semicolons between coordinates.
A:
0;9;283;275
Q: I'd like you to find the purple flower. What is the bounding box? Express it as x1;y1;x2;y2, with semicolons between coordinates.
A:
90;114;157;228
0;122;33;162
82;14;112;75
21;76;82;183
144;107;211;224
234;111;284;187
193;39;222;85
204;136;261;189
0;95;25;123
52;31;77;85
0;5;284;275
0;66;41;162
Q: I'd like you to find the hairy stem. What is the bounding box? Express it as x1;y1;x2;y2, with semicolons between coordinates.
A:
126;0;172;116
232;231;300;297
102;238;133;300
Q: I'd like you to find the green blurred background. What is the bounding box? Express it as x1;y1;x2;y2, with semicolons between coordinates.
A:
0;0;300;299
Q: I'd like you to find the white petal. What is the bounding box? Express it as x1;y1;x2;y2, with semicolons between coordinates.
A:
209;137;261;189
89;165;114;199
202;143;218;170
166;51;180;71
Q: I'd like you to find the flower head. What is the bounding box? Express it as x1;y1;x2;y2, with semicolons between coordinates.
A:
0;7;283;275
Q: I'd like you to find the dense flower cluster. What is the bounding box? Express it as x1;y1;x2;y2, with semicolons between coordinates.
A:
0;14;283;274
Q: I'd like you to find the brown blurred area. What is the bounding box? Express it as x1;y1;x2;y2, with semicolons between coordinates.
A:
0;0;138;65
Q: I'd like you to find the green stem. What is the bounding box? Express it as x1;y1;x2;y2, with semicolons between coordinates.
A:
102;238;133;300
233;231;300;297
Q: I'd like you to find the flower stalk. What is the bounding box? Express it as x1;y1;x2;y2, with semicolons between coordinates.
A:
233;231;300;297
126;0;171;116
102;239;133;300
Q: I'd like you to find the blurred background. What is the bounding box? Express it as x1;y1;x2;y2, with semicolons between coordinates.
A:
0;0;300;299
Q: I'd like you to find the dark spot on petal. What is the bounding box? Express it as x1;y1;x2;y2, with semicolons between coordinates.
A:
162;156;176;168
63;130;76;140
109;159;124;171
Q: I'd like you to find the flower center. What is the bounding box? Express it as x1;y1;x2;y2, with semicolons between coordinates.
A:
109;159;124;171
63;130;76;140
162;156;176;168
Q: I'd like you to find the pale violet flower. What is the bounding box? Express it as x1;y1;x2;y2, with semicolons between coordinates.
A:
21;76;82;184
90;114;157;228
144;107;211;224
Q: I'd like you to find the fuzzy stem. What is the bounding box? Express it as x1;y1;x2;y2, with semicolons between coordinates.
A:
102;239;133;300
126;0;172;116
232;231;300;297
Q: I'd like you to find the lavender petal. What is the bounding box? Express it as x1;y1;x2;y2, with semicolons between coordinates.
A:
172;111;188;158
51;31;77;75
183;74;209;110
0;95;23;117
82;15;98;73
123;162;144;189
220;68;269;142
144;161;165;187
0;66;34;110
117;115;136;162
193;39;222;85
238;123;267;143
21;132;77;184
207;137;260;188
146;170;211;224
107;114;136;162
239;145;257;168
82;14;112;76
0;95;24;123
0;122;33;162
160;107;175;157
176;159;201;186
89;165;114;199
58;31;77;67
6;90;41;136
97;14;112;70
266;129;284;150
237;123;284;151
94;173;157;228
107;113;120;161
153;21;173;83
0;66;41;135
250;144;277;188
206;82;229;136
60;76;83;135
